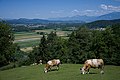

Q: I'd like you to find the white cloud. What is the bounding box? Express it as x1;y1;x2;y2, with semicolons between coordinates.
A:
76;9;96;16
100;4;120;11
71;9;81;16
84;10;94;12
108;5;120;11
93;10;111;16
71;9;99;16
101;4;108;10
83;10;95;15
72;9;79;13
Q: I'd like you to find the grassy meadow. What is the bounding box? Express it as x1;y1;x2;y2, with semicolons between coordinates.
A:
0;64;120;80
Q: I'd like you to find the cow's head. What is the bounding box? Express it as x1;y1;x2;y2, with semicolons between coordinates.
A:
80;67;86;74
44;64;49;73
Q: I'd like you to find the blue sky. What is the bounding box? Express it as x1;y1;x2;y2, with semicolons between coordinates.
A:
0;0;120;19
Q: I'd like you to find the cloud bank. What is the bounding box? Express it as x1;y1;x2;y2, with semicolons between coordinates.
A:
101;4;120;11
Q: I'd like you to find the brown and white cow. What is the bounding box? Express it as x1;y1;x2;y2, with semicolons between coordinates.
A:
44;59;60;73
80;59;104;74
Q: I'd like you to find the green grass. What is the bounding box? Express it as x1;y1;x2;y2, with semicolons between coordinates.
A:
0;64;120;80
15;40;40;48
14;32;41;40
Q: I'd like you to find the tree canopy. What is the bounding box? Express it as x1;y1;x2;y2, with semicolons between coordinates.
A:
0;21;15;67
29;24;120;65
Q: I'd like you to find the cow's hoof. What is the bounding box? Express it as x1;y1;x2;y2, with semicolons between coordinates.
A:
87;72;89;74
100;71;104;74
44;71;48;73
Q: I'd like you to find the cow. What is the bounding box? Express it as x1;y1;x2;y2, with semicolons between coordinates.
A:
80;59;104;74
44;59;60;73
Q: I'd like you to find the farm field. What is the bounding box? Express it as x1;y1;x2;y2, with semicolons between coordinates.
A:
14;29;71;49
14;32;41;40
15;39;40;48
14;29;71;42
14;32;41;49
0;64;120;80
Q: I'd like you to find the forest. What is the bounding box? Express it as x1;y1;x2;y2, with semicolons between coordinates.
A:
30;24;120;65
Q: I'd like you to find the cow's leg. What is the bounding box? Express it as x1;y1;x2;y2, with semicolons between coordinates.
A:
48;66;52;72
87;69;90;74
44;68;48;73
100;65;104;74
100;69;104;74
57;64;59;70
86;65;91;74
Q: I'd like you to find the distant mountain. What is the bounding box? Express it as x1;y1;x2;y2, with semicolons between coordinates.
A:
5;18;84;24
48;15;96;22
4;12;120;24
97;12;120;20
84;19;120;28
6;18;50;24
49;12;120;22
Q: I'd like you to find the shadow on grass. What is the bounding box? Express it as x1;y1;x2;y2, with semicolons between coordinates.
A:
48;69;59;72
79;72;97;75
89;72;97;74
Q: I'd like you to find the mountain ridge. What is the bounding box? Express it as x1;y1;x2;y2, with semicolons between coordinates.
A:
48;12;120;22
3;12;120;24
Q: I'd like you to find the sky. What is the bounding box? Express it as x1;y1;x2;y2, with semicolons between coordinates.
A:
0;0;120;19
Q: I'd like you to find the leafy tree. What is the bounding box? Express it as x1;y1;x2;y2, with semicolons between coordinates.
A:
90;30;105;59
30;31;68;64
111;24;120;65
29;24;120;65
29;35;48;64
68;27;92;63
46;31;61;60
28;47;38;64
38;34;48;63
0;21;14;67
101;27;115;64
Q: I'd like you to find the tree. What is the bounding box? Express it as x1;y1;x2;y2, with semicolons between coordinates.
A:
46;31;60;60
31;31;68;64
29;34;48;64
90;30;105;59
111;24;120;65
0;21;14;67
67;27;92;63
100;27;114;64
38;34;48;63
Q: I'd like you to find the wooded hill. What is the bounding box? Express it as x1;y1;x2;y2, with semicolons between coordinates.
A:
84;19;120;28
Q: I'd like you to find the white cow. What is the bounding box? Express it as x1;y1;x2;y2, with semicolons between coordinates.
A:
80;59;104;74
44;59;60;73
